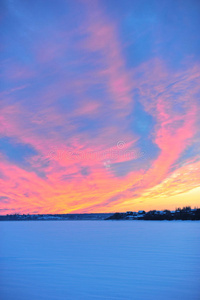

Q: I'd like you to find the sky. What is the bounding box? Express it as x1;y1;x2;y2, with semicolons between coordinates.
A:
0;0;200;214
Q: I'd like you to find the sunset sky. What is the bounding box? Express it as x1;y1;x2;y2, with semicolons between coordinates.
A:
0;0;200;214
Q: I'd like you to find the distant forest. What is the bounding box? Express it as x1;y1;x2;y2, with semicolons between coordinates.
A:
107;207;200;221
0;207;200;221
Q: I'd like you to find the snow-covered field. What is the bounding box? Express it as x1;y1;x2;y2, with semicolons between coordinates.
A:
0;221;200;300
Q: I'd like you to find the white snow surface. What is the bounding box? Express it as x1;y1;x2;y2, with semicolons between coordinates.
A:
0;221;200;300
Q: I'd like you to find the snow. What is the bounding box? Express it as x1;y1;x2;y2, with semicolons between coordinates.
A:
0;221;200;300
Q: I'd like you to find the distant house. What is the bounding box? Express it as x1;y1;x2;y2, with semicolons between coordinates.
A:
155;211;165;215
137;210;145;218
126;211;133;215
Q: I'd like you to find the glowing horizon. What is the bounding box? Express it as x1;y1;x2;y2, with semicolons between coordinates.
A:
0;0;200;215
